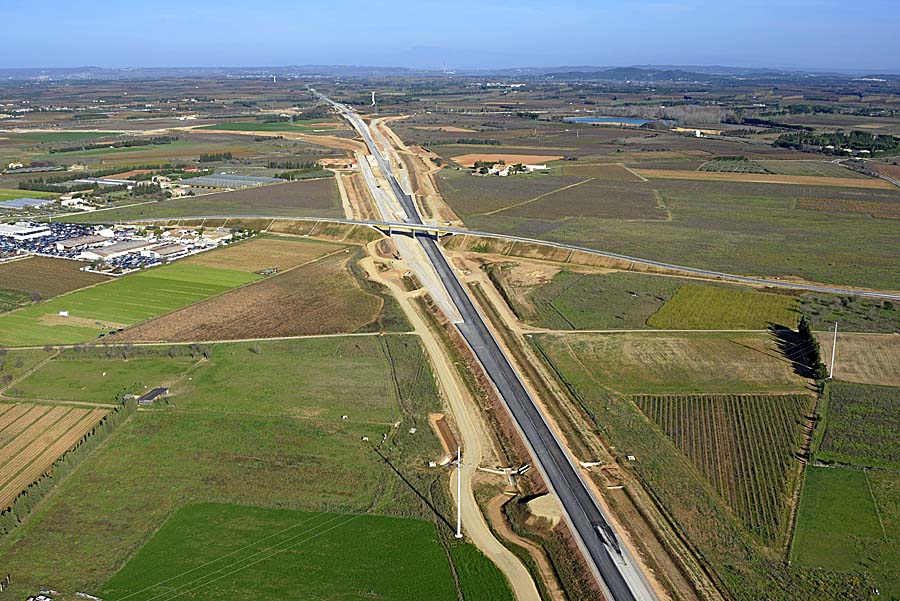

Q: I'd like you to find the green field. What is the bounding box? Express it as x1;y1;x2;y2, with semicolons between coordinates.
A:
647;284;799;329
792;467;898;597
493;268;682;330
637;393;811;546
534;332;869;600
0;337;515;599
0;347;55;384
11;349;199;403
0;263;259;346
0;288;29;313
11;131;124;143
818;382;900;470
0;188;57;202
535;331;809;395
32;139;196;160
101;503;509;601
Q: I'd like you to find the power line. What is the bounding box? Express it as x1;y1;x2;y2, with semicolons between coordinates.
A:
142;489;417;601
114;506;349;601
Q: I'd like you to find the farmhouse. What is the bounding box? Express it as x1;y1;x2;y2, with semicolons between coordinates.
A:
137;387;169;406
80;239;156;261
0;222;52;240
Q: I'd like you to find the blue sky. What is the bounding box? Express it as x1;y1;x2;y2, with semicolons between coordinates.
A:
2;0;897;71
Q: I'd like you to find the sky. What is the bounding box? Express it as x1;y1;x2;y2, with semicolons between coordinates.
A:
1;0;898;72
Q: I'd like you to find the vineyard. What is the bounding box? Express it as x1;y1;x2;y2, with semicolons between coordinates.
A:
635;393;814;546
0;403;108;510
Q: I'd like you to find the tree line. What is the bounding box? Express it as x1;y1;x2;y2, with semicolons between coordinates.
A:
0;400;137;539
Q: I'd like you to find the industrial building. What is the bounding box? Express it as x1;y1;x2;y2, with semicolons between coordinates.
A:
55;234;108;252
0;197;57;211
187;173;283;189
80;239;156;261
141;243;188;260
0;222;52;240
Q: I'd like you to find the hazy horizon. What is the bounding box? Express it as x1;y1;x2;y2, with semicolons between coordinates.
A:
1;0;897;72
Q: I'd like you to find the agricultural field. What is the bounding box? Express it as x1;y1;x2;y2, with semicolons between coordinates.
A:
101;503;510;601
0;337;513;600
437;169;586;215
755;160;868;178
0;403;107;509
0;256;109;307
0;263;259;346
182;235;345;272
535;332;867;600
534;331;810;395
647;284;799;330
0;188;56;202
792;468;899;599
196;119;344;132
449;153;564;167
61;177;341;222
800;293;900;333
10;349;200;404
632;168;893;189
0;348;53;386
501;178;666;221
817;382;900;470
816;333;900;386
9;131;124;143
557;163;644;180
490;266;682;329
636;393;813;545
458;177;900;290
114;251;406;342
698;158;771;174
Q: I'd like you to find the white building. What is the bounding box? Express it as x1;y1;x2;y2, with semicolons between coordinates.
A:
0;222;52;240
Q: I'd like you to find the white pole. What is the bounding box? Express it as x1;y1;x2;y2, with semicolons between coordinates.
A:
455;446;463;539
829;321;838;379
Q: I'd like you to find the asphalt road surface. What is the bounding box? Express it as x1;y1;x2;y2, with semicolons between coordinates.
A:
316;90;657;601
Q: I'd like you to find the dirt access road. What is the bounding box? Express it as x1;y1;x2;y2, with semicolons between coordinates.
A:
360;249;542;601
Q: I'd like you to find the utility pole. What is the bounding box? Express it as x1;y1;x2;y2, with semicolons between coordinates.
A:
455;446;463;539
829;321;838;379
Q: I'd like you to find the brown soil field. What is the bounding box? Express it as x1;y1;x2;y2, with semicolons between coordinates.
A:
113;252;383;342
816;333;900;386
185;177;340;215
0;256;108;298
183;237;344;273
0;404;107;510
559;163;644;180
798;197;900;219
414;125;478;133
504;180;666;221
634;168;895;189
625;159;707;171
450;153;564;167
873;162;900;180
106;169;153;179
437;171;586;215
196;128;366;153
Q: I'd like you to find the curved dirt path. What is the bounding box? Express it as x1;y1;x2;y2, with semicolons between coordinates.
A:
360;252;541;601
